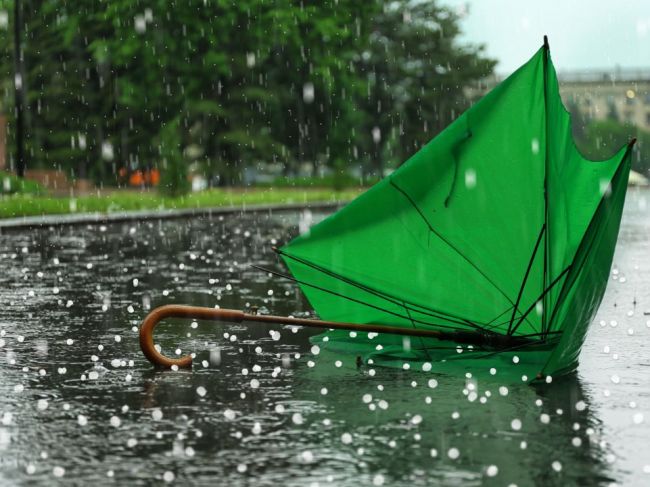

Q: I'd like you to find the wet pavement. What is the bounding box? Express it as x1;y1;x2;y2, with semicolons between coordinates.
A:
0;191;648;486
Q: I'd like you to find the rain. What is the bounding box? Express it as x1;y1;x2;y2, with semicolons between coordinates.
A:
0;0;648;485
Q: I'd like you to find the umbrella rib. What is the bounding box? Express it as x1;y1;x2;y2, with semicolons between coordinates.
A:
389;179;518;310
275;248;488;330
509;264;572;336
251;265;470;332
403;300;434;361
507;223;546;334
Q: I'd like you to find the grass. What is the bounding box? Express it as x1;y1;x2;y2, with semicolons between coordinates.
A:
0;187;363;219
0;170;45;195
261;174;381;189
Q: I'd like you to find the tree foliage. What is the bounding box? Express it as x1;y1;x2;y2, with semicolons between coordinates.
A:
0;0;495;193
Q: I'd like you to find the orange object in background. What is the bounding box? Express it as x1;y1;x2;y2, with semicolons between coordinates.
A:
118;167;160;187
146;168;160;186
129;170;145;186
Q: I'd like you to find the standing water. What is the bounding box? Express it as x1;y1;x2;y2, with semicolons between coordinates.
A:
0;190;648;486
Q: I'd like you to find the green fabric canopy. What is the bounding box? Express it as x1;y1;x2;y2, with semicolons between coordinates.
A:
279;40;633;380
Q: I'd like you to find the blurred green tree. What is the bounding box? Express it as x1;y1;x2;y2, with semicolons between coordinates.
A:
0;0;496;189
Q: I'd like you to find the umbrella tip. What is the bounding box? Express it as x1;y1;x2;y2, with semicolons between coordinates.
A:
271;246;279;253
629;137;637;148
543;35;549;48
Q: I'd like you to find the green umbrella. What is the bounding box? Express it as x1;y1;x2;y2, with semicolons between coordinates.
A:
278;38;634;380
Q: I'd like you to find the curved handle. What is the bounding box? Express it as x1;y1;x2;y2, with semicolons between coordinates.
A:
139;305;244;368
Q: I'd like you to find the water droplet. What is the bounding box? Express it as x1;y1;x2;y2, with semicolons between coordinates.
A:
303;82;315;103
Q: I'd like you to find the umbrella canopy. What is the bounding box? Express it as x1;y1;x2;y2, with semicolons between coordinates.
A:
279;39;633;379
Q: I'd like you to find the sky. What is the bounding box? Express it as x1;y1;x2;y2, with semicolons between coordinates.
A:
441;0;650;74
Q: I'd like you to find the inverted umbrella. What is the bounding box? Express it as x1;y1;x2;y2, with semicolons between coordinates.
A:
140;38;634;381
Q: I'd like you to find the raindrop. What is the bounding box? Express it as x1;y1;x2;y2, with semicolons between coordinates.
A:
210;348;221;365
303;82;315;103
531;138;540;154
465;169;477;188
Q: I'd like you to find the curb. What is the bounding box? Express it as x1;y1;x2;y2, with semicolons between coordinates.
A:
0;201;346;232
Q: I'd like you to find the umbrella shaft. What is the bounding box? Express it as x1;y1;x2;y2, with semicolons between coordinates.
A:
139;305;531;368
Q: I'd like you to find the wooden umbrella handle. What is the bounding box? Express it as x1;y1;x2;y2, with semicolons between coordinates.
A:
139;305;244;368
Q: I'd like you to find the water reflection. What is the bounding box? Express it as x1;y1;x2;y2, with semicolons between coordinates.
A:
0;195;646;484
